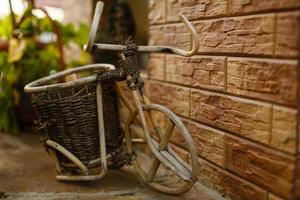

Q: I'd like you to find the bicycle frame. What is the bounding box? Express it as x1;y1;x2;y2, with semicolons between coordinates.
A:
117;79;197;171
83;1;200;191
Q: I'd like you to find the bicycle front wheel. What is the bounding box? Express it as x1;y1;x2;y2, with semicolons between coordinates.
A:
124;104;199;194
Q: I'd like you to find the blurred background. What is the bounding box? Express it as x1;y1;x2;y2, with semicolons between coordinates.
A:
0;0;148;134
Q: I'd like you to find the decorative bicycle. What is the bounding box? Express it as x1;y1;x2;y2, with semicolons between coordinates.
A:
25;1;199;195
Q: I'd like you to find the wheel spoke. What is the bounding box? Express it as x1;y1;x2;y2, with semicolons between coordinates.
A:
159;120;175;150
146;157;160;182
155;175;183;186
133;120;190;181
160;149;191;181
148;139;192;181
167;145;192;172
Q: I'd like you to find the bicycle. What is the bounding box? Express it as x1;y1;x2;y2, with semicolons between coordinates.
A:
25;1;199;195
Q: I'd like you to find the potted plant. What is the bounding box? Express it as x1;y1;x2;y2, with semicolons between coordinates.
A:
0;3;90;133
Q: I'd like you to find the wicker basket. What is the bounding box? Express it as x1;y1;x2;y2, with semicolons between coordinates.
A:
25;64;123;167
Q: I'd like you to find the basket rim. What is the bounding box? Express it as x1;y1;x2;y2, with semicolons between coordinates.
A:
24;64;115;93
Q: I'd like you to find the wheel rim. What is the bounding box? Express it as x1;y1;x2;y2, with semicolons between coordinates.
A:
124;104;199;194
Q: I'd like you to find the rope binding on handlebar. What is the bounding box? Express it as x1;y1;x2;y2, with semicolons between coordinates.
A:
118;38;144;90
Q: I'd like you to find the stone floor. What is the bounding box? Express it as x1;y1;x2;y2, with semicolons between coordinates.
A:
0;132;224;200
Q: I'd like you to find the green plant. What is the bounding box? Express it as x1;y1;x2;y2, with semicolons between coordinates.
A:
0;7;90;133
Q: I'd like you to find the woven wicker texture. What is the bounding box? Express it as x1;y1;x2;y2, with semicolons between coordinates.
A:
31;81;123;165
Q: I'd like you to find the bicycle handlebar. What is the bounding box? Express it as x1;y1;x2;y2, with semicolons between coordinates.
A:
84;1;199;57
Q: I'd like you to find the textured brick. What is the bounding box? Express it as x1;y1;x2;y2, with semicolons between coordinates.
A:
148;54;165;80
149;24;190;50
271;106;297;154
195;14;276;55
191;89;272;143
199;158;268;200
149;15;276;56
229;0;300;15
182;120;225;166
147;81;190;117
166;0;227;22
148;0;165;24
276;11;300;58
225;135;295;199
148;1;300;199
227;57;298;106
165;55;226;91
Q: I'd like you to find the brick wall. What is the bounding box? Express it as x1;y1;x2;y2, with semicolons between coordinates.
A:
147;1;300;199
